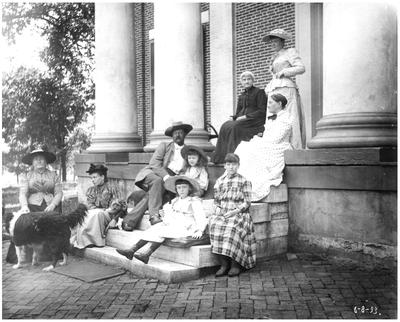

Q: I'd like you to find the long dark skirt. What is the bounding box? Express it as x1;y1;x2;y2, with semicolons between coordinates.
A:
211;118;265;163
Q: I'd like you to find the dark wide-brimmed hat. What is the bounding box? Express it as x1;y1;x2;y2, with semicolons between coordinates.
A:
181;145;208;164
164;175;200;195
86;163;108;176
22;148;56;165
164;121;193;137
262;28;291;42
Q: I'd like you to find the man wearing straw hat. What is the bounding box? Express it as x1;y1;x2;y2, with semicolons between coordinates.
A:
133;121;193;225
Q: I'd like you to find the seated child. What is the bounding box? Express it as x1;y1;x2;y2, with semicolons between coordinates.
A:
116;176;207;264
208;153;257;277
180;145;209;197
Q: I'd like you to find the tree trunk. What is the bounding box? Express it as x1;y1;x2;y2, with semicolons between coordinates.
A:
60;150;67;182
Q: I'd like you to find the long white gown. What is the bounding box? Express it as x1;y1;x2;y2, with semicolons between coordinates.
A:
235;109;293;202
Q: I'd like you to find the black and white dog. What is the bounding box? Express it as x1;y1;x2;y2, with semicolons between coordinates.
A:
7;204;87;271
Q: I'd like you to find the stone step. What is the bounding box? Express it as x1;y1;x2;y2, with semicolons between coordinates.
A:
105;230;218;268
77;246;204;283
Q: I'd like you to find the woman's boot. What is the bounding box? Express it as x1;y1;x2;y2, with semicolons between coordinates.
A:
215;255;230;277
133;242;161;264
116;239;147;260
228;259;241;277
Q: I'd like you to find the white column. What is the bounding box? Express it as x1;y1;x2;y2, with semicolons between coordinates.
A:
308;3;397;148
88;3;142;153
209;3;235;143
144;3;213;152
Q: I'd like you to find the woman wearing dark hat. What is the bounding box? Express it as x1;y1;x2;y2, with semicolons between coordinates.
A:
19;147;62;213
262;28;306;149
211;71;267;164
72;163;123;249
116;175;207;264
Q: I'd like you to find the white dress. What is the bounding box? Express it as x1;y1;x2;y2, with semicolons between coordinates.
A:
235;109;293;201
140;196;207;243
265;48;305;149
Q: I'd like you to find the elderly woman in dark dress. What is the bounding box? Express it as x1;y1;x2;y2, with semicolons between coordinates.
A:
211;71;267;164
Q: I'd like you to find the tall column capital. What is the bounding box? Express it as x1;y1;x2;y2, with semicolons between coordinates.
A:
308;3;397;149
88;3;142;153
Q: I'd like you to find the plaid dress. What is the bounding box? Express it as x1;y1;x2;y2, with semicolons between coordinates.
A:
208;172;257;269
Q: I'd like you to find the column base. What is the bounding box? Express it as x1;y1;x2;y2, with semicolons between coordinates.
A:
308;112;397;149
144;129;215;152
87;132;143;153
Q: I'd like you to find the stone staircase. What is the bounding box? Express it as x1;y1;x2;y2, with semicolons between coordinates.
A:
77;184;289;283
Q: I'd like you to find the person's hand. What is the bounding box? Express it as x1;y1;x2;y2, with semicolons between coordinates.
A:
163;175;170;182
276;71;285;78
192;230;203;239
159;209;165;219
256;132;263;137
236;115;246;121
20;206;30;214
44;204;56;212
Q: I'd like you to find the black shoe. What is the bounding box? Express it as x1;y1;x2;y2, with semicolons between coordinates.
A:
116;249;134;260
133;252;150;264
215;265;229;277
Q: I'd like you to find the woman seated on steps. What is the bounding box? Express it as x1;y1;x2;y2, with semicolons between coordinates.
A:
116;176;208;264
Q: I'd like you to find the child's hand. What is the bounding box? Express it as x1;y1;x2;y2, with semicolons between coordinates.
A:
159;209;165;218
192;230;203;239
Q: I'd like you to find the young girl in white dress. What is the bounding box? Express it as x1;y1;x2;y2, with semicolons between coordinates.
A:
180;145;209;197
116;176;207;264
235;93;293;202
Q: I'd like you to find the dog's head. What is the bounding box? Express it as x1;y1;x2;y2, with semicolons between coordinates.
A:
107;199;127;219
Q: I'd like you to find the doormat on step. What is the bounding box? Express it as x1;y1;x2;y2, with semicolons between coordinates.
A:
52;260;125;283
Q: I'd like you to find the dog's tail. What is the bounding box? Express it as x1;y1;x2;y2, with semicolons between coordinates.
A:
66;204;88;228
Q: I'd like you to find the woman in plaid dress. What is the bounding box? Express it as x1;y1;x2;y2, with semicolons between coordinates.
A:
209;153;257;277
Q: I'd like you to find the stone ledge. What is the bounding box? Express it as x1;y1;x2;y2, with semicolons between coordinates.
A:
285;148;397;165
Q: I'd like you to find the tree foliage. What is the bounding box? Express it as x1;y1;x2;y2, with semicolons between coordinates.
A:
2;3;95;181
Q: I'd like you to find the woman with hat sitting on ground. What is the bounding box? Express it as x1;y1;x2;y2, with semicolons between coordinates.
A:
19;147;62;213
211;71;267;164
116;176;208;264
72;164;124;249
262;28;306;149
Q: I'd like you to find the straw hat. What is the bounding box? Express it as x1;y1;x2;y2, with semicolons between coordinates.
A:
262;28;291;42
22;148;56;165
164;121;193;137
164;175;200;195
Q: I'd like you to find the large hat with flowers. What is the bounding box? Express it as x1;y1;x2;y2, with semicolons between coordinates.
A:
262;28;291;42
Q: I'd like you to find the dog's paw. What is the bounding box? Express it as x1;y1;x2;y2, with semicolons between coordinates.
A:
12;263;23;269
42;265;55;271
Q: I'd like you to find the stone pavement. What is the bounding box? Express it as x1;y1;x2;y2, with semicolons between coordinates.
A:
2;241;396;319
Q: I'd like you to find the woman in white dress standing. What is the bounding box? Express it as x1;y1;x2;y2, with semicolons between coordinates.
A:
263;28;305;149
235;93;292;202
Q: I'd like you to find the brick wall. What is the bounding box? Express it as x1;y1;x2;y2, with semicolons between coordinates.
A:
234;3;296;93
201;3;211;130
134;3;295;144
135;3;154;145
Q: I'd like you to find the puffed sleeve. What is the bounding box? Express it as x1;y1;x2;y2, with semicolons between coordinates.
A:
86;186;97;209
198;168;209;191
191;197;207;232
19;172;29;208
50;172;62;206
213;177;222;208
238;178;252;212
269;117;293;144
281;48;305;77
